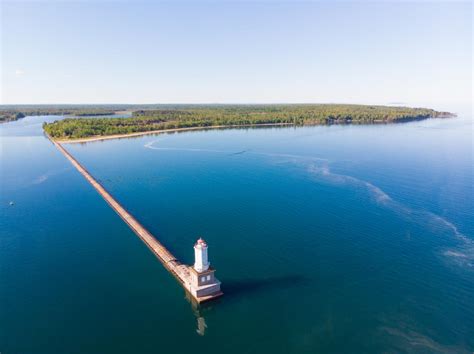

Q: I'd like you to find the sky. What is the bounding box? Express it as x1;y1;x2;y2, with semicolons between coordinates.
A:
1;1;472;105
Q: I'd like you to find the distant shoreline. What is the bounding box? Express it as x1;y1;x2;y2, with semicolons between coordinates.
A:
39;104;455;143
56;123;295;144
53;114;455;144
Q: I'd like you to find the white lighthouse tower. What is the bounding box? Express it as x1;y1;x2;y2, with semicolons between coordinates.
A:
194;238;210;272
187;237;222;302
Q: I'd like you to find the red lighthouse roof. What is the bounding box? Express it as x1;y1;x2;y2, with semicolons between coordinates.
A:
195;237;207;247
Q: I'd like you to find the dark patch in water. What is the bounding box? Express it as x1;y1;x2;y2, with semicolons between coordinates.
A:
222;275;310;299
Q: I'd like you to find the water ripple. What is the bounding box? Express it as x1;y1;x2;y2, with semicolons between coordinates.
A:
143;139;473;271
305;161;473;271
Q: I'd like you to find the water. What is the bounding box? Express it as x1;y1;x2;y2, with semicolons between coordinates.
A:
1;107;473;353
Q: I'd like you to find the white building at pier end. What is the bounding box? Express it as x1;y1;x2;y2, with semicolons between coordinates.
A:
188;238;222;301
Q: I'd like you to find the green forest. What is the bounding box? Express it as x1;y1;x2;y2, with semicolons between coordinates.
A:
0;105;120;122
42;104;452;140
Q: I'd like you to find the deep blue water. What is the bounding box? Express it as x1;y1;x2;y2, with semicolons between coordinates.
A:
1;106;473;353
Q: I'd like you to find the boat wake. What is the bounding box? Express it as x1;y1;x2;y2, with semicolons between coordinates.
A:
144;141;224;153
144;141;329;162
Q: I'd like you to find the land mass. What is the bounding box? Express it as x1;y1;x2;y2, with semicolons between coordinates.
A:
0;105;123;122
39;104;454;141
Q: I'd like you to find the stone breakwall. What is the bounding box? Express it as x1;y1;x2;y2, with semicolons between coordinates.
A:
49;136;221;303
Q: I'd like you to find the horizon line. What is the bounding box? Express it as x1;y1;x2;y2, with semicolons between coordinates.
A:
0;102;433;107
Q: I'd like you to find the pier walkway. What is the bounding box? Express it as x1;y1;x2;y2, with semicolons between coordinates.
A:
50;137;221;303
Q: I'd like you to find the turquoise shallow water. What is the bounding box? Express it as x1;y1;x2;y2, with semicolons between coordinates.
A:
1;107;473;353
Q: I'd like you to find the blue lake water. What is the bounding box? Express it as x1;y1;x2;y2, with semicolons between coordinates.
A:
1;106;473;353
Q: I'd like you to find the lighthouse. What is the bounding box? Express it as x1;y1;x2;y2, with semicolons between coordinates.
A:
187;237;222;301
194;238;209;272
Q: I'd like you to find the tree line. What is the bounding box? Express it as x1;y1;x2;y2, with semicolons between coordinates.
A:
42;104;453;139
0;106;121;122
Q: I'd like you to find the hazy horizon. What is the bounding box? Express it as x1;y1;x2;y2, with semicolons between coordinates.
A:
2;1;472;106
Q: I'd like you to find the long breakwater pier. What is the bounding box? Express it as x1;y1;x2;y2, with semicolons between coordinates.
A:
49;137;222;303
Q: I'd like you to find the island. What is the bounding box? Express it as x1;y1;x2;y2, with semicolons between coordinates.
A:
39;104;454;142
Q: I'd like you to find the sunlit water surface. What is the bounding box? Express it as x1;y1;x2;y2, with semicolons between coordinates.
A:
1;106;473;353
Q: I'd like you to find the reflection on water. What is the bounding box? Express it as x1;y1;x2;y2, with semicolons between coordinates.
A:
196;316;207;336
185;291;209;336
183;275;310;336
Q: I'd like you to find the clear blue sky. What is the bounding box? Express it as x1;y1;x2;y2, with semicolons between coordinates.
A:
1;1;472;105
